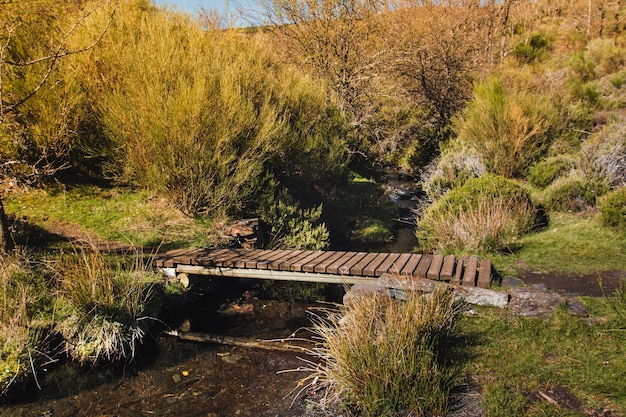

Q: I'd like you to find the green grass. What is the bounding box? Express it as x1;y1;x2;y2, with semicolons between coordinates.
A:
492;212;626;274
462;301;626;416
4;184;219;250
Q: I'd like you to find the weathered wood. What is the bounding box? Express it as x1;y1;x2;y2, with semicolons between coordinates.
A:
338;252;368;275
375;253;401;276
155;248;196;267
162;330;308;352
278;250;314;271
462;256;479;286
363;253;391;276
327;252;359;274
312;251;348;273
477;259;492;288
244;249;275;268
256;250;292;269
454;257;465;285
290;250;326;271
440;255;456;280
415;254;433;279
234;250;269;268
389;253;412;275
349;252;379;275
427;254;444;280
269;250;304;270
300;251;336;272
400;254;422;277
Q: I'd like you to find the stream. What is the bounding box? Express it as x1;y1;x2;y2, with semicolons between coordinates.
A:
0;170;424;417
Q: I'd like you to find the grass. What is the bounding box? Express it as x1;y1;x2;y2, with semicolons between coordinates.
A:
462;298;626;416
4;183;219;250
298;285;464;417
492;212;626;274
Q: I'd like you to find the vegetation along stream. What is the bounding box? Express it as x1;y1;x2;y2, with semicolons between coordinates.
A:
1;0;625;416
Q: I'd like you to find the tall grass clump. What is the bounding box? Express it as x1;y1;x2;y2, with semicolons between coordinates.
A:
301;286;463;417
55;244;160;364
0;251;51;398
599;187;626;232
417;174;538;254
453;78;556;178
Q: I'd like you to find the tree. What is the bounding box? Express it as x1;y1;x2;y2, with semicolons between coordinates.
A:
0;0;115;252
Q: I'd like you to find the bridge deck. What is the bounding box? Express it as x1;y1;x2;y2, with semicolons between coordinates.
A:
154;248;492;288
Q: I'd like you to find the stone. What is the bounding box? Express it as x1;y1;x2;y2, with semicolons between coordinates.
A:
508;285;564;316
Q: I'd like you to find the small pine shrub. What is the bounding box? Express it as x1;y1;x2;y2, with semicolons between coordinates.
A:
543;175;610;212
417;175;538;254
527;156;575;189
512;33;551;64
600;187;626;232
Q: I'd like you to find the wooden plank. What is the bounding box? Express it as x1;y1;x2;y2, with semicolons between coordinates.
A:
194;248;237;266
338;252;368;275
211;249;248;267
363;253;391;276
155;248;198;267
313;251;346;274
233;249;271;268
217;249;252;267
349;252;379;276
399;254;422;277
374;253;401;276
299;251;336;272
278;250;315;271
414;254;433;279
269;250;305;270
290;250;327;272
454;258;465;285
326;252;359;274
477;259;492;288
244;250;275;268
427;254;445;280
256;250;293;270
440;255;456;280
388;253;412;276
462;256;479;286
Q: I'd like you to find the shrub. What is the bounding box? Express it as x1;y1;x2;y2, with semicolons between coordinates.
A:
512;33;551;64
302;285;463;417
420;140;485;201
582;118;626;188
600;187;626;232
453;78;556;178
417;175;538;254
527;156;575;188
55;245;160;364
543;175;610;212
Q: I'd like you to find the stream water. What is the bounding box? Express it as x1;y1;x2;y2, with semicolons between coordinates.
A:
0;170;423;417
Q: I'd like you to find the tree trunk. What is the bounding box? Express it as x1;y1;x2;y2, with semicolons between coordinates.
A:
0;197;14;253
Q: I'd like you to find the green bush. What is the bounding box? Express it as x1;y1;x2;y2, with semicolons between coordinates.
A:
512;33;551;64
527;156;574;188
600;187;626;232
417;175;538;254
452;78;556;178
543;175;610;212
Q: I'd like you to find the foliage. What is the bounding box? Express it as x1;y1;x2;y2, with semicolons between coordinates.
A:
599;187;626;232
0;250;50;397
258;188;329;250
55;244;160;364
350;218;393;246
301;286;463;417
512;32;552;64
527;155;575;189
542;174;610;212
453;78;556;178
417;175;538;254
420;140;485;201
582;117;626;188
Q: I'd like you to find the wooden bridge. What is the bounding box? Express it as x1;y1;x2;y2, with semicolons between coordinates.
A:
154;248;493;288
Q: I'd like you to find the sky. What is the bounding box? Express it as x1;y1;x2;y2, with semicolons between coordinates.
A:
154;0;258;25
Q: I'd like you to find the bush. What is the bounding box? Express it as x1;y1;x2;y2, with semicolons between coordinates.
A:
582;118;626;188
512;33;551;64
453;78;556;178
417;175;538;254
543;175;610;212
600;187;626;232
303;285;463;417
527;156;575;188
420;140;485;201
